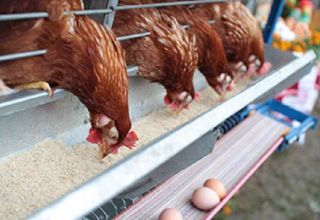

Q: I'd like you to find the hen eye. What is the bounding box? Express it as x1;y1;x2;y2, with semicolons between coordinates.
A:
226;51;236;61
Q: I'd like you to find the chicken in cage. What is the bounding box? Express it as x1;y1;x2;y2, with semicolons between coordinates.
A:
1;0;316;219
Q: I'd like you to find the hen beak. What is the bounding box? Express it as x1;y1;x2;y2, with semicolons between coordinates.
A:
99;131;139;159
98;140;119;159
86;128;114;159
98;140;109;159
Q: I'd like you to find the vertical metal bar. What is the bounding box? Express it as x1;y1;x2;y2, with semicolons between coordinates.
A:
103;0;119;28
263;0;286;45
89;0;110;24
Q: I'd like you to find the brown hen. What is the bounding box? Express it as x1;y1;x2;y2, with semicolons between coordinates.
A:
0;0;138;158
189;1;271;76
151;2;234;97
113;0;199;110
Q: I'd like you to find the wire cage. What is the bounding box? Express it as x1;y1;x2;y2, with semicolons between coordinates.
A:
0;0;233;63
0;0;285;119
0;1;315;219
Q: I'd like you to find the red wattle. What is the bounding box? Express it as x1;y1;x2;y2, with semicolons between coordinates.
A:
247;63;256;75
111;147;119;154
163;95;172;105
170;102;180;110
122;131;139;149
127;131;139;141
194;92;201;102
86;129;100;144
227;81;235;91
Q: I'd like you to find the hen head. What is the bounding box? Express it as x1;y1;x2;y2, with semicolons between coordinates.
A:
141;12;199;110
87;114;138;157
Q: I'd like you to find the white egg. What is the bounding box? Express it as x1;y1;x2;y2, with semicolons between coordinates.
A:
159;208;183;220
203;178;227;199
192;187;220;211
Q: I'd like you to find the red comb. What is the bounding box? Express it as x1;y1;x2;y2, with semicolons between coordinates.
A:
86;128;100;144
163;95;172;105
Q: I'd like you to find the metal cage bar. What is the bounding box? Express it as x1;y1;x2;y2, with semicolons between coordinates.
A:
0;9;113;21
0;0;224;21
103;0;119;28
0;0;224;62
118;21;214;41
0;65;138;117
0;20;214;62
113;0;226;10
0;50;46;62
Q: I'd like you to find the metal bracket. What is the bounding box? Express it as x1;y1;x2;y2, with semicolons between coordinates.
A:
103;0;119;28
263;0;286;45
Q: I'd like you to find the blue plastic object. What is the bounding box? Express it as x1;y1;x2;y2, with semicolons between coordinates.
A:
255;99;318;151
263;0;286;45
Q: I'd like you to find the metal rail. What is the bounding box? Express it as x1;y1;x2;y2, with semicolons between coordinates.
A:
0;89;66;117
117;21;215;41
0;19;214;61
117;24;190;41
0;0;222;62
0;9;113;21
0;0;223;22
29;50;316;220
113;0;225;10
0;50;47;62
117;32;151;42
0;65;139;117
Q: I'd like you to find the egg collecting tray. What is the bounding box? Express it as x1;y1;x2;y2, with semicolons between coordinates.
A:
87;99;317;220
116;112;289;220
0;48;316;219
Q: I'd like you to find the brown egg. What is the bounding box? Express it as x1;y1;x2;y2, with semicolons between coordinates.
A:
203;179;227;199
191;187;220;211
159;208;183;220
